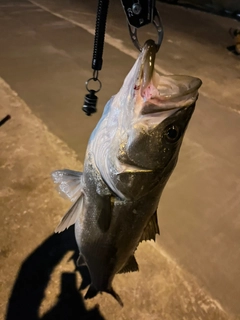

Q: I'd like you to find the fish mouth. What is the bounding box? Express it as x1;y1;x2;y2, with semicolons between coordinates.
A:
138;41;202;115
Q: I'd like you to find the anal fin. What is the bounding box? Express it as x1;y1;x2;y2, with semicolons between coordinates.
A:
140;211;160;242
118;255;139;274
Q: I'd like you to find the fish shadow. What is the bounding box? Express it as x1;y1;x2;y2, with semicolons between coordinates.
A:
5;227;104;320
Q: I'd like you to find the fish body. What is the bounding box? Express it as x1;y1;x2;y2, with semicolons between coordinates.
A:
52;40;202;305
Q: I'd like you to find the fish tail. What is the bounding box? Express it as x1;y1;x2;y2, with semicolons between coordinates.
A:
84;284;99;300
84;284;123;307
106;287;124;307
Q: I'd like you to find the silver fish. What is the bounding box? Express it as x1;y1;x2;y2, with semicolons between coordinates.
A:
52;40;202;306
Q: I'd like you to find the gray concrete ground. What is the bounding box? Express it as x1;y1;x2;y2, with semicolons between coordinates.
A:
0;0;240;318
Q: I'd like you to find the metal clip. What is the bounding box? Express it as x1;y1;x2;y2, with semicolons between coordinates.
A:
128;7;163;52
121;1;163;52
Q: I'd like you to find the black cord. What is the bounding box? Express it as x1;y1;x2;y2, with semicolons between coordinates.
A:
92;0;110;72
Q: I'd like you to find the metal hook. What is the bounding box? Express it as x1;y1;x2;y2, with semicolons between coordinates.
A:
128;8;163;52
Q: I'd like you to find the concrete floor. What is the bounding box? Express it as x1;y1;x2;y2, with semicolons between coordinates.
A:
0;0;240;318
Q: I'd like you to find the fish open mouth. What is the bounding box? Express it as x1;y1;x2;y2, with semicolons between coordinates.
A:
137;40;202;115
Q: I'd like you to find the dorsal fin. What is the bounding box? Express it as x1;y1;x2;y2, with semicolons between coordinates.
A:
140;211;160;242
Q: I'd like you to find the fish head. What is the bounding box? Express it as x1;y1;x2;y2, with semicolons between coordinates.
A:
114;40;202;172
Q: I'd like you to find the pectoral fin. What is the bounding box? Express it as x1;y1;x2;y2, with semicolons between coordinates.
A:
140;211;160;242
118;255;139;274
55;194;85;233
51;169;83;202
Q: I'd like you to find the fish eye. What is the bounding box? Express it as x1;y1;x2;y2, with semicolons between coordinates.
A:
164;125;181;143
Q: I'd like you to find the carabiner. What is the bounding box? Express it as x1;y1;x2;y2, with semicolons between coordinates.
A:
128;8;163;52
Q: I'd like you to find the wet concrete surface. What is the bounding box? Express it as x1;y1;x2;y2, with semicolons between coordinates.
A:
0;0;240;318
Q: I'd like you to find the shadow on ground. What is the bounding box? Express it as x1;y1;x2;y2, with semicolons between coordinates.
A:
5;227;104;320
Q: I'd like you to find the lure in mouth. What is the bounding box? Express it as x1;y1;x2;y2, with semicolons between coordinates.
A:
139;39;157;94
138;40;202;112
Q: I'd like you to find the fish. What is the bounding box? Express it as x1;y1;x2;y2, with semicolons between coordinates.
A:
51;39;202;306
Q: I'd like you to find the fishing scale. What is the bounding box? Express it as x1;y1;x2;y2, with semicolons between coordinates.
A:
83;0;164;116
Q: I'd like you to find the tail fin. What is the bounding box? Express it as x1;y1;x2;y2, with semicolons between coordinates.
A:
106;287;124;307
84;284;99;300
84;284;123;307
